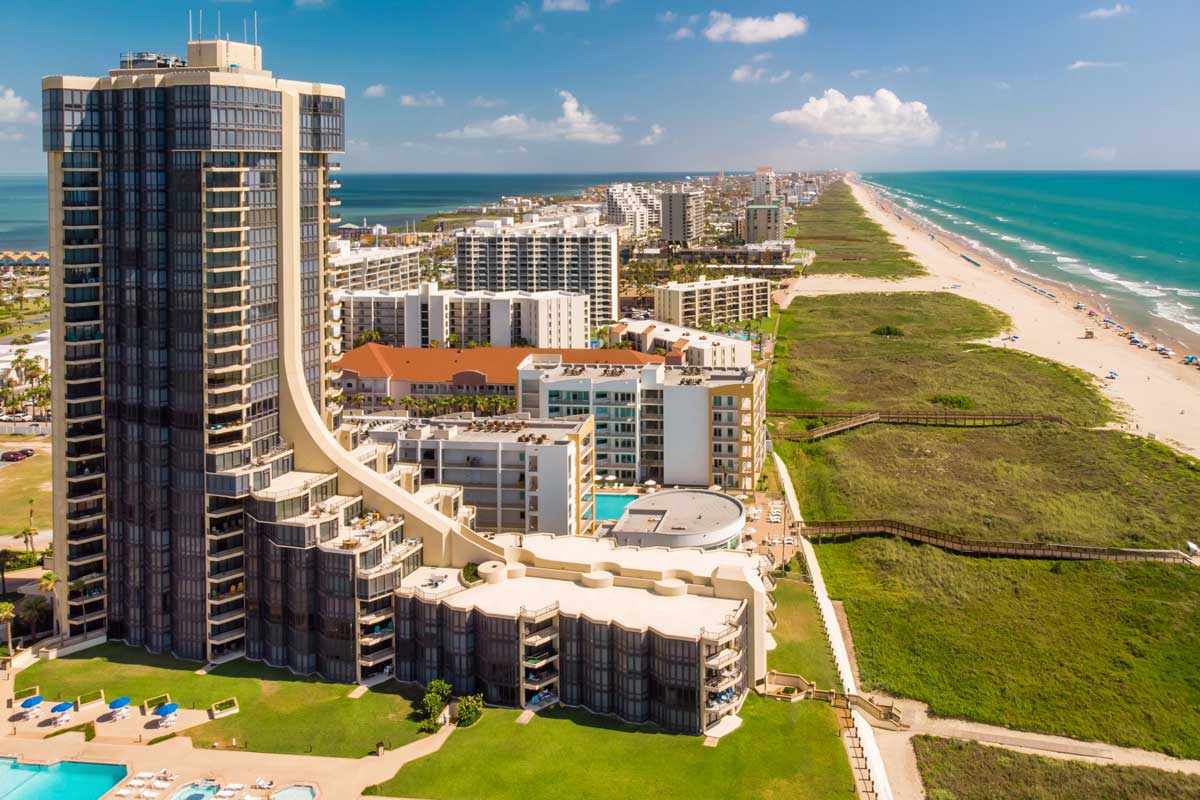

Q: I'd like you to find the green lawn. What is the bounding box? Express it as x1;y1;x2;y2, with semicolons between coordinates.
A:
778;425;1200;549
16;643;426;757
914;736;1200;800
768;291;1108;425
768;578;840;690
0;436;51;540
791;180;924;279
365;695;855;800
816;539;1200;759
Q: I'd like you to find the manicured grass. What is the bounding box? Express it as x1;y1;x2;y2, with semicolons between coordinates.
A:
768;578;840;690
816;539;1200;759
365;695;855;800
778;425;1200;549
914;736;1200;800
768;292;1108;424
0;436;51;539
16;643;426;757
792;180;924;279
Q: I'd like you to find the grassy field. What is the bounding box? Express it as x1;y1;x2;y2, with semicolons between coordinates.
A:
777;425;1200;549
768;578;840;689
914;736;1200;800
0;436;51;540
365;695;855;800
791;180;925;279
816;539;1200;759
767;291;1108;424
16;644;426;757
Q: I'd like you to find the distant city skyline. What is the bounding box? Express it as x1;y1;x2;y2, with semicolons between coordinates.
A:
2;0;1197;173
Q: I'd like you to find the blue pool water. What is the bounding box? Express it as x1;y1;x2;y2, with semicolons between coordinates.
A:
273;786;318;800
593;493;637;520
0;758;126;800
170;783;222;800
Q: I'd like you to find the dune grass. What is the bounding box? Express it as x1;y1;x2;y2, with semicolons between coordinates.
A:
365;695;855;800
792;180;925;279
16;643;425;757
776;425;1200;549
816;538;1200;759
768;291;1108;425
768;578;840;690
914;736;1200;800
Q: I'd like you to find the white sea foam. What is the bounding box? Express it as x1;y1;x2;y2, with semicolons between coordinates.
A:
1056;256;1080;263
1000;234;1019;242
994;216;1008;222
1152;301;1200;336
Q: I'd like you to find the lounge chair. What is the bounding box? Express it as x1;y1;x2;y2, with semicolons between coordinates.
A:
227;785;246;791
114;791;133;798
128;780;147;788
216;791;236;799
135;772;156;779
139;791;160;799
151;780;172;790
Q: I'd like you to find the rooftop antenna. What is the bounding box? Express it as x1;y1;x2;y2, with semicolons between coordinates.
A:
199;9;203;40
188;9;193;43
253;11;259;46
217;11;222;41
243;18;248;43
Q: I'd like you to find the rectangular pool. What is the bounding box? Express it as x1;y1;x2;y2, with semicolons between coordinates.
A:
593;493;637;521
0;758;126;800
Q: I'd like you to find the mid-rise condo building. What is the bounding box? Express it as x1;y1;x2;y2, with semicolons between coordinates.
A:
653;276;771;327
517;354;767;489
750;167;776;203
329;240;421;293
661;187;705;247
744;204;783;244
604;183;661;237
338;282;589;349
608;318;754;368
454;214;618;326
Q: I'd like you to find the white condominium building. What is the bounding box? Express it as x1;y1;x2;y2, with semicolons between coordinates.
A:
609;318;753;368
354;413;596;537
338;282;590;348
653;276;771;328
604;183;661;236
455;215;619;326
517;354;766;490
330;240;421;292
750;167;776;202
661;187;706;246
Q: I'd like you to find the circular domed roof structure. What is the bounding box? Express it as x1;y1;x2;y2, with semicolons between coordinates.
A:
608;489;744;550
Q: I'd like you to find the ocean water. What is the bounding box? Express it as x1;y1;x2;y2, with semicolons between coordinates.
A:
0;171;702;251
860;172;1200;340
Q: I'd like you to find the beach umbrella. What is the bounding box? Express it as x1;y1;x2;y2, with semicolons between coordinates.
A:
153;703;179;717
644;479;657;486
20;695;43;709
108;696;131;710
51;701;74;714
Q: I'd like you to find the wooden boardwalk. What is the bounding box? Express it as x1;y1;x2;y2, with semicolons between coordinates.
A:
802;519;1195;566
770;410;1068;441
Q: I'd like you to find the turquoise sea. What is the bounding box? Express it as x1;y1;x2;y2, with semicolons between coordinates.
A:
861;172;1200;341
0;171;703;250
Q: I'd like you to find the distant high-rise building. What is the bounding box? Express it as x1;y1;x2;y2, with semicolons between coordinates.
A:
751;167;776;202
661;186;705;246
604;183;660;236
329;240;421;293
744;204;783;244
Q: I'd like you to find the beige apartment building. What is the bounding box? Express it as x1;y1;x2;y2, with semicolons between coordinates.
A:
744;203;783;244
329;240;421;292
661;187;705;246
653;275;771;327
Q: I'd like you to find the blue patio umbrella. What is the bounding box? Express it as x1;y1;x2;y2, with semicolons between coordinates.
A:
20;695;43;709
108;696;131;710
50;701;74;714
153;703;179;717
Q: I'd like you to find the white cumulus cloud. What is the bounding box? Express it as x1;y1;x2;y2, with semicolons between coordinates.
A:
703;11;808;44
1082;3;1131;19
400;92;445;107
669;26;694;39
732;65;792;84
0;88;37;124
544;0;589;9
363;84;387;98
1067;60;1122;70
639;124;666;146
440;90;620;144
771;88;942;146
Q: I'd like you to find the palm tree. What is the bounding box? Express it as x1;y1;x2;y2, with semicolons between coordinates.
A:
17;596;47;641
37;571;60;636
0;549;15;595
0;602;14;657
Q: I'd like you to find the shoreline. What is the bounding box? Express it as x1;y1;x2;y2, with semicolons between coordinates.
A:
774;178;1200;458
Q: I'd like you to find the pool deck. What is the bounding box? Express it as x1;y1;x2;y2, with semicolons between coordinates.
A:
0;669;455;800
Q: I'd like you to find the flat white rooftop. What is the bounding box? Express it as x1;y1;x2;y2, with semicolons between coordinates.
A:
491;532;759;580
612;490;743;537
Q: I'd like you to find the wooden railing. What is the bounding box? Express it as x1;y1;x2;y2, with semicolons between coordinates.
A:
803;519;1195;565
769;409;1067;440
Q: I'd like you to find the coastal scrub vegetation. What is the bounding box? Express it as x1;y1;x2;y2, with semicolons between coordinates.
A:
913;736;1200;800
17;643;426;757
791;180;925;279
817;538;1200;759
768;578;840;690
365;695;855;800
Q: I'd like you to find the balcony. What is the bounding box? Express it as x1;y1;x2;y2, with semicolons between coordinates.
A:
208;625;247;646
705;668;742;693
523;649;558;670
705;646;740;670
524;626;558;648
522;669;559;691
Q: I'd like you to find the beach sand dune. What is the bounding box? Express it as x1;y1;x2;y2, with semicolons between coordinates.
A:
773;180;1200;457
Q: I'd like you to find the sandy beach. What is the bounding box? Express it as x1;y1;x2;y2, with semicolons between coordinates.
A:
773;179;1200;457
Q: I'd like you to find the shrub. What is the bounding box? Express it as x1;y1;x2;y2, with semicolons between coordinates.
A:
929;393;975;410
462;562;480;584
871;325;905;337
456;694;484;727
419;679;454;732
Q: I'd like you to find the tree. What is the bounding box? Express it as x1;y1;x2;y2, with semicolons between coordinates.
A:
0;549;15;595
37;571;60;636
17;596;48;640
0;602;13;656
353;328;382;348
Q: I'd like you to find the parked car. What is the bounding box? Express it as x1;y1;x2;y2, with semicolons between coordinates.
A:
19;448;35;457
2;451;28;462
783;537;796;546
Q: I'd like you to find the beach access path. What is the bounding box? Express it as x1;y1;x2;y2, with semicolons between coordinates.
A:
773;179;1200;458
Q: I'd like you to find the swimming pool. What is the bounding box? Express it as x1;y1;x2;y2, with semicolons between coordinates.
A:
0;758;126;800
593;492;637;520
273;786;318;800
170;782;221;800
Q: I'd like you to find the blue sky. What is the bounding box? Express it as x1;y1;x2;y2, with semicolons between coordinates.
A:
1;0;1197;172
